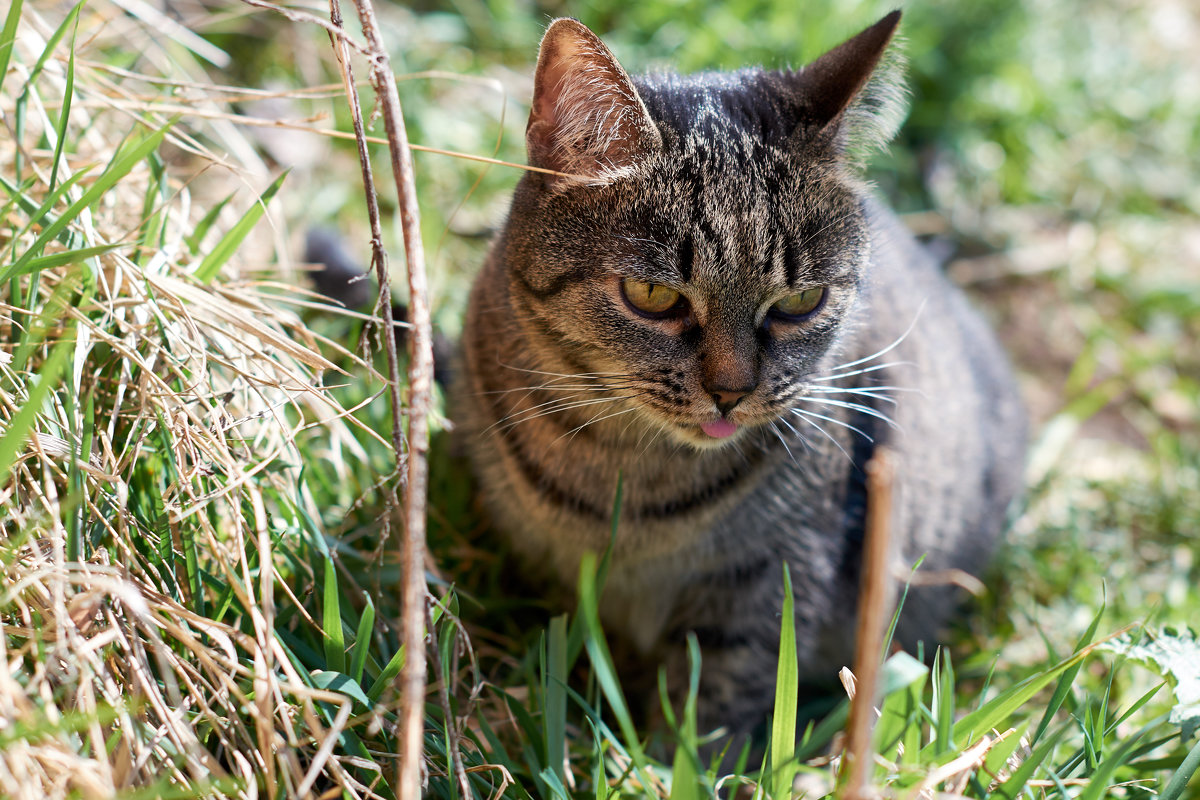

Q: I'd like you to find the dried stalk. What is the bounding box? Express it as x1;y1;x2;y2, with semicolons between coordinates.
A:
335;1;435;798
841;448;896;800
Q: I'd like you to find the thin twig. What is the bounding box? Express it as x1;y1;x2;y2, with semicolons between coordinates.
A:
841;448;896;800
241;0;372;56
337;1;436;798
317;0;429;792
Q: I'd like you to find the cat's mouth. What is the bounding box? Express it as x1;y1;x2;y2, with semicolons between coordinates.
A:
667;414;747;448
699;418;739;439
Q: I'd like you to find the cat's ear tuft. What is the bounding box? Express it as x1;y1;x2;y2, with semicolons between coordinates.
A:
527;19;662;185
791;10;908;162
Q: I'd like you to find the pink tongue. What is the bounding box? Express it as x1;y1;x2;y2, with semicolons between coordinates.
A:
700;418;738;439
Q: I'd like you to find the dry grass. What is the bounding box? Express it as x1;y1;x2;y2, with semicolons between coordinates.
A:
0;2;404;796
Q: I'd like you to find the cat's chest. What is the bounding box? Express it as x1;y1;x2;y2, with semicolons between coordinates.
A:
478;414;783;564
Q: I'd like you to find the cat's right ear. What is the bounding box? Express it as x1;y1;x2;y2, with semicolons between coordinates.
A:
527;19;662;186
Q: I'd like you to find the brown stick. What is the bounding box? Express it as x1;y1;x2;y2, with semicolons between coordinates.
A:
328;1;434;797
346;5;435;798
840;448;896;800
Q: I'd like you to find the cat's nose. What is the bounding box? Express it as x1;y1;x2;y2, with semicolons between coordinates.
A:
710;387;752;414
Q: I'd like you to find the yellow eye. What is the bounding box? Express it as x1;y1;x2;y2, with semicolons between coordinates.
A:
771;287;826;319
621;278;683;316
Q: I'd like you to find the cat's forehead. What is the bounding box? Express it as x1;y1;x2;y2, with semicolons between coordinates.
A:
633;69;802;149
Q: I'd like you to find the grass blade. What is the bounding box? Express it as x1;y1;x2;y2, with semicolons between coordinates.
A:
2;121;175;283
577;552;655;793
322;559;346;672
0;323;75;475
928;647;1091;757
13;244;122;277
184;191;236;256
668;636;703;800
0;0;24;98
1033;602;1105;744
365;596;446;703
48;9;79;195
193;171;288;283
567;473;622;668
1160;736;1200;800
994;725;1068;800
770;563;799;800
350;595;375;684
1076;729;1147;800
543;614;568;793
933;648;956;753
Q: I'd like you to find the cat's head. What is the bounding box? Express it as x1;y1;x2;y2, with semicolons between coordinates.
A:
502;13;906;449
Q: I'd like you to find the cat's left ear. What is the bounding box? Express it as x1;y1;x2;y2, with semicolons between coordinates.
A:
526;19;662;186
788;10;907;160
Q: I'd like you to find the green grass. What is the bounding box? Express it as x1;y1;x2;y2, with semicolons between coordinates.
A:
2;0;1198;797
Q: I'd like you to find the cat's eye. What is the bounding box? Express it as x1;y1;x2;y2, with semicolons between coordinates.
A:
770;287;826;320
621;278;685;317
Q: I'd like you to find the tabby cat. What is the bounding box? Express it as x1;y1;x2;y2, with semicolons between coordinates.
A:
457;11;1026;733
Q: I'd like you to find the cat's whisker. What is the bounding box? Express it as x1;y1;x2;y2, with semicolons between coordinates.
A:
796;206;862;253
807;384;928;404
633;415;663;456
794;396;902;431
791;407;875;443
774;414;809;447
811;360;915;382
768;421;798;465
486;364;639;413
808;387;899;406
789;409;856;466
619;412;647;448
502;393;638;424
557;406;642;446
498;402;634;435
479;381;641;396
773;414;816;454
492;394;640;433
489;390;602;427
818;299;929;378
809;384;914;393
497;361;631;381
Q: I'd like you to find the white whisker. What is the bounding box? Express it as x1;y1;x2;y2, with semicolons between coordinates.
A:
794;396;901;431
480;382;637;396
790;410;855;466
557;406;641;446
819;299;928;377
807;384;925;405
791;407;874;443
811;360;915;383
769;421;798;465
497;360;629;381
492;394;637;433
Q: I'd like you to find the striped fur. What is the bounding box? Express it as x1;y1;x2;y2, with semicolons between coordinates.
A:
457;12;1026;735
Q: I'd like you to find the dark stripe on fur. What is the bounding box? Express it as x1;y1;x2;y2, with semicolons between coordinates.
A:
515;264;591;299
491;418;767;522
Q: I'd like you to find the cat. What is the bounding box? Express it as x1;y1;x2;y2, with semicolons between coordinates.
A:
456;11;1027;735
